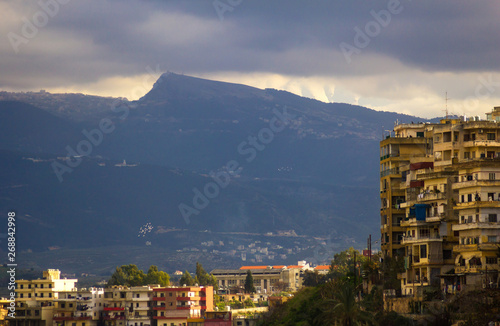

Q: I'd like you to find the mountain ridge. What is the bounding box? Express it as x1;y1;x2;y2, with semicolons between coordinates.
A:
0;73;434;272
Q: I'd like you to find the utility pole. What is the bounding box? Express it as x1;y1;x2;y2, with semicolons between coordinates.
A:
353;250;357;286
368;234;372;262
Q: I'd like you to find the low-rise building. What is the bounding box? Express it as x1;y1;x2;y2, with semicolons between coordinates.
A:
211;263;308;294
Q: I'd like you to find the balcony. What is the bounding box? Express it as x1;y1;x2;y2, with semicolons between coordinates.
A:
102;315;125;320
425;214;444;223
176;304;200;310
453;243;499;252
452;222;500;231
455;201;500;209
53;315;92;321
177;296;200;301
401;218;427;227
103;307;125;311
414;192;447;203
153;297;166;301
455;266;484;274
402;235;442;244
453;179;500;190
380;167;400;178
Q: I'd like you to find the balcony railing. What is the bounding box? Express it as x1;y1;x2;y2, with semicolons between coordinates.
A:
453;243;499;252
402;235;442;244
380;167;400;178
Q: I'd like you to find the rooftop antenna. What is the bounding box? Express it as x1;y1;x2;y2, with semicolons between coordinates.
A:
444;91;450;119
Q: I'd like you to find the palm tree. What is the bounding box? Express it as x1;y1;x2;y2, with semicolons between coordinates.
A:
322;281;377;326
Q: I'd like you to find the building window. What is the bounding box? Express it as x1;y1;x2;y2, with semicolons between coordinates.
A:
488;235;497;243
420;245;427;259
489;173;496;180
486;257;497;264
487;133;496;140
489;214;498;222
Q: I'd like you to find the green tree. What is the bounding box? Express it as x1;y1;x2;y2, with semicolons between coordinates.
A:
303;270;327;287
194;262;218;289
196;262;209;285
381;256;404;291
108;264;170;287
145;265;170;286
108;264;146;286
244;270;256;293
322;280;377;326
179;270;195;286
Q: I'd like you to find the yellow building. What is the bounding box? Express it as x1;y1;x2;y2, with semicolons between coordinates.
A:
10;269;78;326
381;107;500;298
380;123;430;257
0;299;11;326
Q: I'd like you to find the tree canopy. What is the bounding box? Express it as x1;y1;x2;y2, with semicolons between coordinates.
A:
108;264;169;287
244;270;256;293
194;262;218;289
179;270;195;286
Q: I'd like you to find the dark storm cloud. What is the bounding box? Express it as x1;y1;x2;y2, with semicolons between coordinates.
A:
1;0;499;90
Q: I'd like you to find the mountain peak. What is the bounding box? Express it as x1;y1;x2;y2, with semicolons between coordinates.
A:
140;72;269;103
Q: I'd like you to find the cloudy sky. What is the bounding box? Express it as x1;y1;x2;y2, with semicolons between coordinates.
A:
1;0;500;118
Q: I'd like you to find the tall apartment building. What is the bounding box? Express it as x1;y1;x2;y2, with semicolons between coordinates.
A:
153;286;213;326
102;286;157;326
11;269;78;326
380;107;500;296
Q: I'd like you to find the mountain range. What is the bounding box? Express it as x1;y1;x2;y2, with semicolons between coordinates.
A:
0;73;427;275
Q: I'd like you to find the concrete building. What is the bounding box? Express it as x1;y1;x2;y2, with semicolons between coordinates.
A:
10;269;78;326
53;287;105;326
211;263;307;294
153;286;213;326
380;107;500;297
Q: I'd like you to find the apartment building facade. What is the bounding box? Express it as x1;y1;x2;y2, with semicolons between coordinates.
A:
53;287;105;326
211;264;306;294
153;286;213;326
11;269;78;326
9;271;216;326
380;107;500;297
